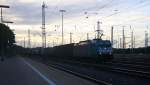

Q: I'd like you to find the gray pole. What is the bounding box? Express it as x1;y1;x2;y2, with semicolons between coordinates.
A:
42;2;46;48
122;26;125;49
60;10;66;45
70;32;72;44
111;26;114;47
53;40;54;47
131;30;133;49
87;33;89;40
97;21;100;39
120;38;122;48
147;26;149;46
1;8;2;23
62;12;64;44
130;25;134;53
134;36;135;48
118;36;120;48
24;37;26;48
28;29;31;48
145;31;148;47
97;21;102;39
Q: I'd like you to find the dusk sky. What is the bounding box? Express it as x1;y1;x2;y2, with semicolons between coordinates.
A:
1;0;150;47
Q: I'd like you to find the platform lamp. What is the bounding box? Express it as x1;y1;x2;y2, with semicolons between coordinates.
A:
0;5;10;23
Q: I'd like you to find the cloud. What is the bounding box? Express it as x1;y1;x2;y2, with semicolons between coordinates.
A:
2;0;150;47
2;0;117;25
17;0;38;4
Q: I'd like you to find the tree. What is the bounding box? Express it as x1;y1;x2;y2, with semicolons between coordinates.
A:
0;23;15;56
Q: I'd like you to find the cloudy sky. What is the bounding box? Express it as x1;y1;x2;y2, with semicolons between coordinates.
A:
1;0;150;47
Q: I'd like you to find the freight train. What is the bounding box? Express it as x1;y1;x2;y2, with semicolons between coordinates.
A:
44;39;113;61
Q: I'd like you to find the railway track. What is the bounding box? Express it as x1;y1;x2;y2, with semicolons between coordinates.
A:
46;59;150;85
111;60;150;66
104;62;150;72
30;57;150;85
50;59;150;79
111;57;150;66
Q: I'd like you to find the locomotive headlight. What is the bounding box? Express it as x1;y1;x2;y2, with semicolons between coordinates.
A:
98;48;102;55
103;48;107;52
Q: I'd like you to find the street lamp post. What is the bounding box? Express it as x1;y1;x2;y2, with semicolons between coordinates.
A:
0;5;10;61
0;5;9;23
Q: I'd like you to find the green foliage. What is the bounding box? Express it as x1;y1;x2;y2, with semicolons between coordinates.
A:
0;23;15;50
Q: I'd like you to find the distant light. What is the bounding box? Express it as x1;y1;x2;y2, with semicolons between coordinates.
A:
0;5;10;8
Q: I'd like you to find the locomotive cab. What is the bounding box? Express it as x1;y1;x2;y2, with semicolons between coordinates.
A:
92;39;113;60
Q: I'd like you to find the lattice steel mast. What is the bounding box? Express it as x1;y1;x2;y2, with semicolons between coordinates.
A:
42;2;47;48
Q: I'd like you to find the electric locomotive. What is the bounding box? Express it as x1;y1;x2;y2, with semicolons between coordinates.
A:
73;39;113;60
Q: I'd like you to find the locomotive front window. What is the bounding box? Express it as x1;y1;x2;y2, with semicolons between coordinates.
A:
97;41;111;48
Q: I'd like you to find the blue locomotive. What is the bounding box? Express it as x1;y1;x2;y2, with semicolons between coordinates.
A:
73;39;113;60
49;39;113;61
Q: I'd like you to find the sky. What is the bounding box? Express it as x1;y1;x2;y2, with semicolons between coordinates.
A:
1;0;150;48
